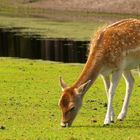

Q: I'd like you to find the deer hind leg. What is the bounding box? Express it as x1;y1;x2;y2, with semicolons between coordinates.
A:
104;70;122;125
117;70;134;121
102;75;114;123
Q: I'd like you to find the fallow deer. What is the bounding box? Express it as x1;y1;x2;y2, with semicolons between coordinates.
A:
58;19;140;127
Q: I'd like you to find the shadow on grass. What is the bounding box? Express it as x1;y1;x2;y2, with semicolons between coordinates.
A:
73;121;140;129
72;125;102;128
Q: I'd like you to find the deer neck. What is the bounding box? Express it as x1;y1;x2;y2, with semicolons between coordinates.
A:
72;51;103;89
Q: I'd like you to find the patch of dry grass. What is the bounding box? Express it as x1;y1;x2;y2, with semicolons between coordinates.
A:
23;0;140;15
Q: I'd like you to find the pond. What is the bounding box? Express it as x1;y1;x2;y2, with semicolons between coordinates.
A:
0;28;89;63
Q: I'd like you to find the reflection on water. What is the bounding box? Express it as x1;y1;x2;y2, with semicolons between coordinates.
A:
0;28;89;63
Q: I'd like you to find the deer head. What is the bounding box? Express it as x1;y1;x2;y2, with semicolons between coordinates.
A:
58;77;91;127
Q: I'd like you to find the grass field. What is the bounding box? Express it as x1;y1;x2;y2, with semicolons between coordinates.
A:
0;15;105;41
0;1;140;140
0;58;140;140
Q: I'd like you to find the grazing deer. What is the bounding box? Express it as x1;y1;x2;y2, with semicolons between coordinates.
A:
58;19;140;127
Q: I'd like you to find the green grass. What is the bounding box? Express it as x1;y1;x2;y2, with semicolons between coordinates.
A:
0;58;140;140
0;1;140;139
0;15;105;41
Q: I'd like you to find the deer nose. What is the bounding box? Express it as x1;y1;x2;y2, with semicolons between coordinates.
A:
61;122;69;127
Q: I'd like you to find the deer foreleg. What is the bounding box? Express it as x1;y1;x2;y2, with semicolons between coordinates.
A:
104;70;122;125
117;70;134;121
102;75;114;122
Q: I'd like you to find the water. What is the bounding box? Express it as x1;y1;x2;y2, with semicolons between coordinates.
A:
0;28;89;63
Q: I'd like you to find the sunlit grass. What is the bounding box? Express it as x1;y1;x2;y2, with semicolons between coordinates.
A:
0;58;140;139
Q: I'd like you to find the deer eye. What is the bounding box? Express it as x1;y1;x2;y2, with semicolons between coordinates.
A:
69;107;75;112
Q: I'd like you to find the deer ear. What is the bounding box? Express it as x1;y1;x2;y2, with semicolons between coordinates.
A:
60;77;67;91
75;80;91;96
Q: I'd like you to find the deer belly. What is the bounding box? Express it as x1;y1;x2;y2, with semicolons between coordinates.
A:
123;51;140;70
